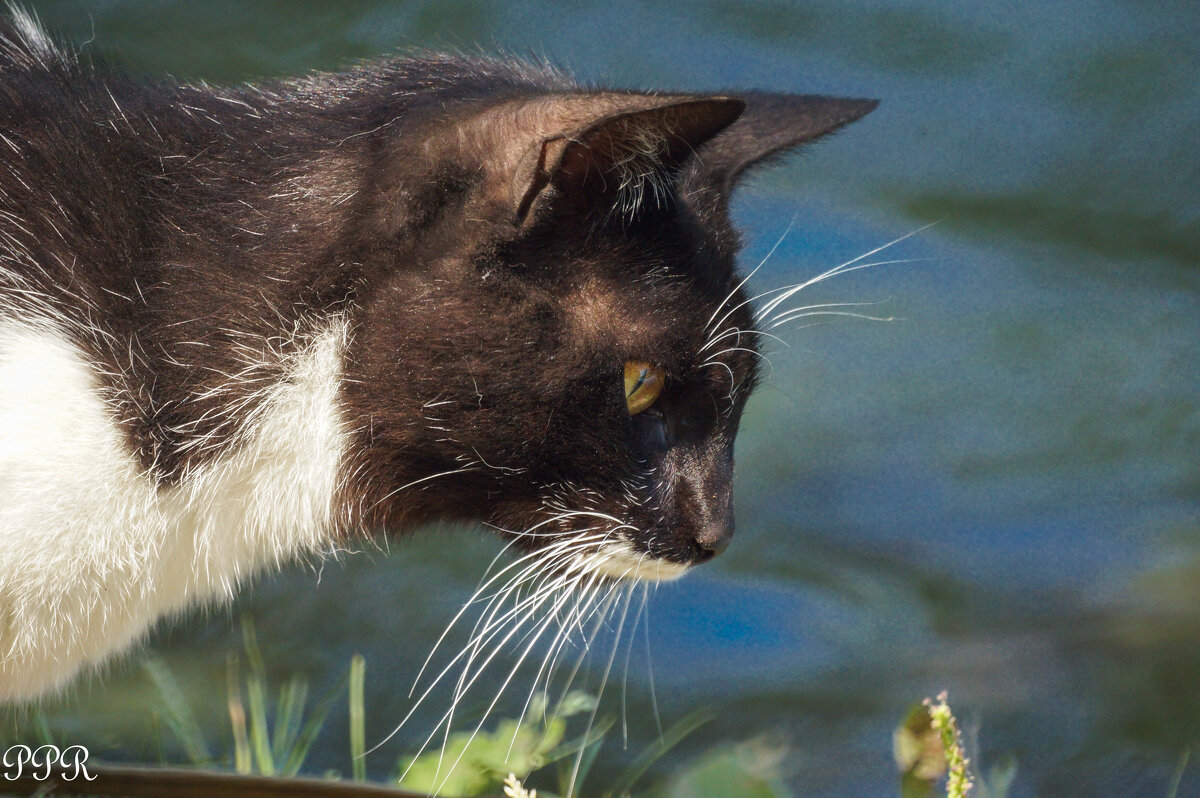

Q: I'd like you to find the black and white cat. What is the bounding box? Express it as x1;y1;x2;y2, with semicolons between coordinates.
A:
0;10;875;700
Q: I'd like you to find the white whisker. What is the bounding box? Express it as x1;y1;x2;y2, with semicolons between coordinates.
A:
432;565;595;792
754;256;925;324
641;584;663;740
703;214;797;334
565;580;637;798
371;536;604;755
382;492;666;793
408;532;600;697
400;562;582;782
767;308;896;330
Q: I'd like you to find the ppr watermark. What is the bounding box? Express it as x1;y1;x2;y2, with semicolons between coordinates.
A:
2;744;96;781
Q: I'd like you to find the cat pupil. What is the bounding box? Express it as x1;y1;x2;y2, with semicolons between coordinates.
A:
623;361;664;414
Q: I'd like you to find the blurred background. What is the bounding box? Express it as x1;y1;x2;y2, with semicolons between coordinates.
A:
10;1;1199;796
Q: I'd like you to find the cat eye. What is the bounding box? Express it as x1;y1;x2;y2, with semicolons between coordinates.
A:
624;361;665;415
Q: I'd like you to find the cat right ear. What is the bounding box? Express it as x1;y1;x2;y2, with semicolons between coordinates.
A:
682;92;879;200
500;94;745;228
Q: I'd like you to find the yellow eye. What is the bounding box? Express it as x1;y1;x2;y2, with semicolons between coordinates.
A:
624;361;664;415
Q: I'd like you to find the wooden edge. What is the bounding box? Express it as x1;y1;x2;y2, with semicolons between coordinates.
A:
0;764;505;798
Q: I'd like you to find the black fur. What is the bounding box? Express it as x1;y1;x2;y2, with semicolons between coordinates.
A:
0;15;875;568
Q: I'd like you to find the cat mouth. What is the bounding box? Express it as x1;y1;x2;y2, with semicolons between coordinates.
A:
578;542;691;582
491;507;702;582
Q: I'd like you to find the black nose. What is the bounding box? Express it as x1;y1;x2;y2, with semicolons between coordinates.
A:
674;444;735;562
694;520;733;560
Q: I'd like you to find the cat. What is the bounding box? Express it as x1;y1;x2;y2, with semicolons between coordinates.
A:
0;8;875;702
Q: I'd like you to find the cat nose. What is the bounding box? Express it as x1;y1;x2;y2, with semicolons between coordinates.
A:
672;444;734;564
694;520;734;559
676;447;736;561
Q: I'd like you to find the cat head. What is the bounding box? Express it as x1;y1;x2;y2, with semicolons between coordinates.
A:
339;78;876;581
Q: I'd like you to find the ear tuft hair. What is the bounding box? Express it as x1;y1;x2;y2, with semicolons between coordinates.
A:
552;97;745;222
504;94;744;228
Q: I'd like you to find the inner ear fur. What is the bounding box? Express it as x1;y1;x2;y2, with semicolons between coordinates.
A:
488;93;745;227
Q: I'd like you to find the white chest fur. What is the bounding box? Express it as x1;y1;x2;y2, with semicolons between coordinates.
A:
0;318;350;700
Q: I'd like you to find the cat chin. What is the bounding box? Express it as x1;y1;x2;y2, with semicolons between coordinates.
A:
579;543;690;583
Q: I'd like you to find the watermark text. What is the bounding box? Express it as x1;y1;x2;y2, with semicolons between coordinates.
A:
2;745;96;781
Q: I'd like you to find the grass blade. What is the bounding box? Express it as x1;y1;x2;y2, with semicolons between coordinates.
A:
280;670;349;777
606;708;713;796
226;653;252;774
349;654;366;781
241;617;275;776
1167;747;1190;798
143;657;211;766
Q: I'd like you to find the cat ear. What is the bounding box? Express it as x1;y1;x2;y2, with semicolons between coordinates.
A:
683;92;879;198
509;95;745;226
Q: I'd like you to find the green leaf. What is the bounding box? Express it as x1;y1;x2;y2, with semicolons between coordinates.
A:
398;732;494;797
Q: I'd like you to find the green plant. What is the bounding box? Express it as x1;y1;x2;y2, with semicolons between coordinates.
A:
395;691;595;797
896;692;1021;798
350;654;366;781
228;617;348;777
139;618;786;797
148;615;345;777
142;657;212;766
925;692;972;798
1165;748;1190;798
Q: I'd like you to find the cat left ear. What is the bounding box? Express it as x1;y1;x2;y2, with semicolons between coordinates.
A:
510;96;745;227
682;92;879;199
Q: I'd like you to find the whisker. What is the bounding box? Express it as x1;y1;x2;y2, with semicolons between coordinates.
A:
701;346;772;365
712;283;888;342
754;256;927;324
641;584;663;740
410;532;601;693
705;359;737;393
565;580;637;798
699;325;788;357
371;536;604;754
550;569;633;719
366;462;478;511
432;539;624;768
506;575;607;757
762;299;882;325
453;541;606;677
408;535;529;695
432;565;596;792
619;553;651;747
703;214;797;333
382;493;656;792
400;560;584;783
412;535;625;782
753;224;938;324
767;308;896;330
